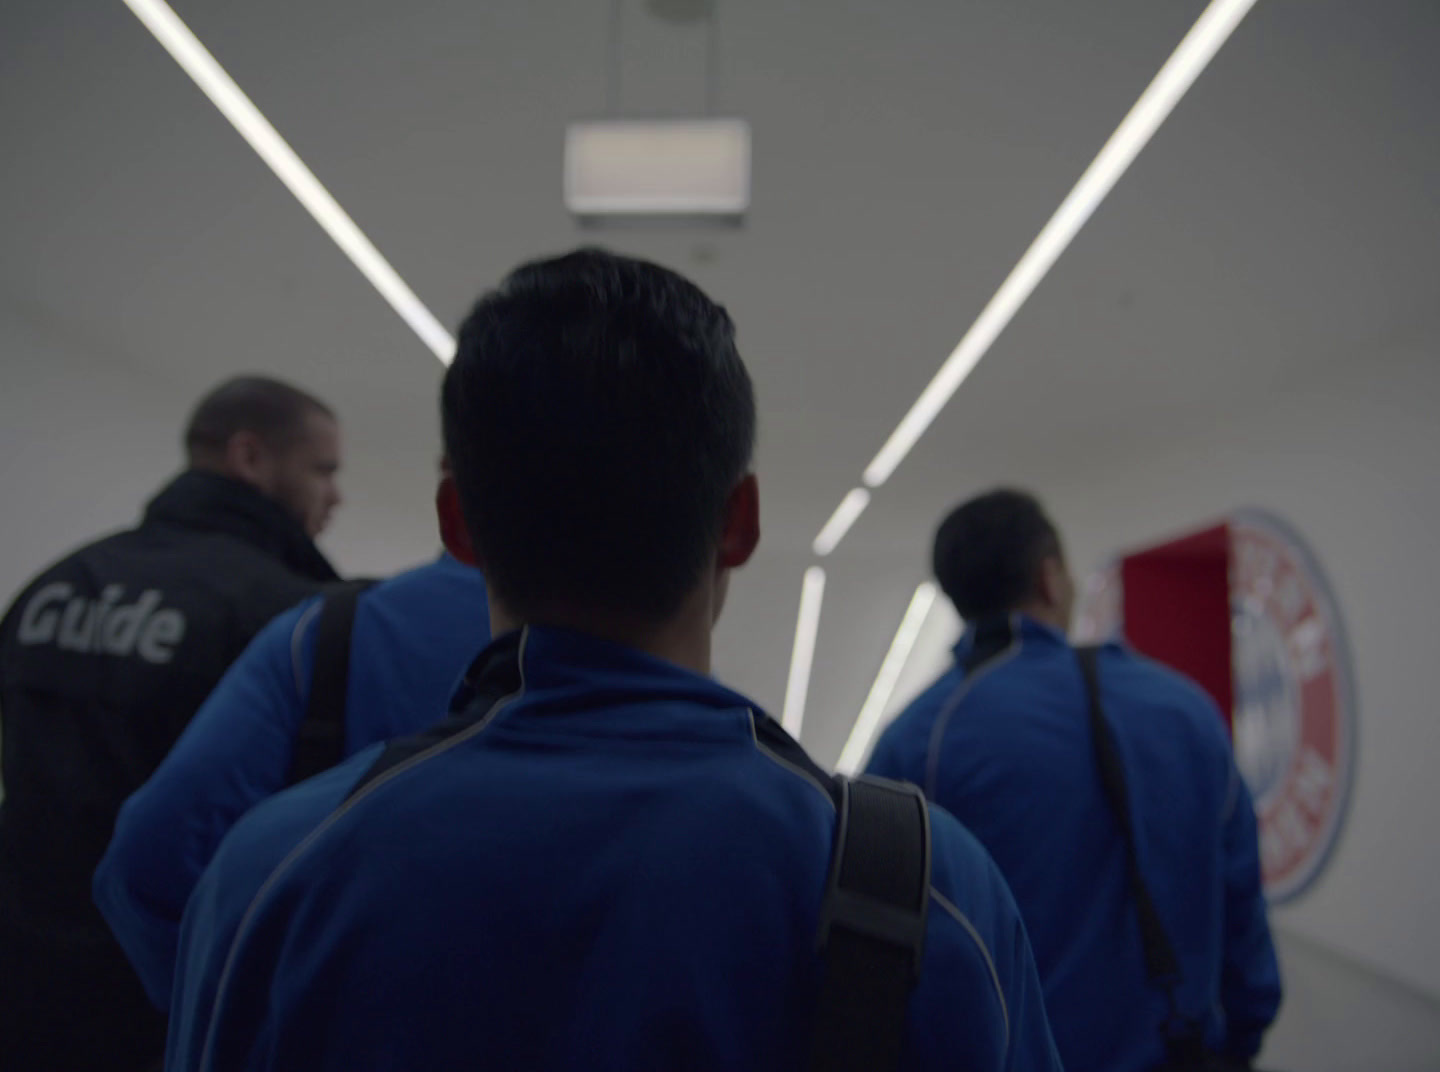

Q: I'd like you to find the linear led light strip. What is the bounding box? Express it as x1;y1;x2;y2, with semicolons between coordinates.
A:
780;566;826;738
122;0;456;364
790;0;1258;755
835;582;938;774
811;489;871;557
810;0;1258;559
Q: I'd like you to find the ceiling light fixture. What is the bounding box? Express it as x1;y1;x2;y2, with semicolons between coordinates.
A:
860;0;1257;489
121;0;455;364
812;488;871;557
780;566;827;739
565;119;751;218
835;581;938;774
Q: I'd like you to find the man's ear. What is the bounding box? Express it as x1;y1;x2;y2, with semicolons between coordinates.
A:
436;475;479;566
1038;556;1067;611
223;430;272;487
717;474;760;570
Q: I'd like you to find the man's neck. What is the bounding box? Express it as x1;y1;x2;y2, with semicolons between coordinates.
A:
489;593;714;677
1014;602;1068;635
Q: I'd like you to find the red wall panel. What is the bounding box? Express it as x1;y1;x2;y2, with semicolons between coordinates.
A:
1119;523;1233;729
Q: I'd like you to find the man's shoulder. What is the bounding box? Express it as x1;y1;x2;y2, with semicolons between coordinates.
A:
63;522;324;623
204;544;329;638
386;553;485;586
206;536;327;597
360;556;488;620
222;597;320;694
926;803;1009;904
1102;645;1227;727
205;746;382;895
864;670;963;781
3;528;135;609
889;668;964;736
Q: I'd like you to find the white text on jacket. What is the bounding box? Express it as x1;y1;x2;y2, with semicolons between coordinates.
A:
17;583;187;664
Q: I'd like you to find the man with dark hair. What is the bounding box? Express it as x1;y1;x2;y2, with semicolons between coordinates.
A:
930;489;1068;625
0;375;342;1072
868;489;1282;1072
164;251;1061;1071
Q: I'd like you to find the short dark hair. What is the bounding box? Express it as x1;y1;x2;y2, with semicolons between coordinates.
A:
442;248;756;624
932;489;1063;621
184;376;333;461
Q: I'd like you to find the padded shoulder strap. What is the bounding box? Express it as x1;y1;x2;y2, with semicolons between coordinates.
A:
809;775;931;1071
1077;645;1182;987
1078;645;1206;1059
287;580;375;785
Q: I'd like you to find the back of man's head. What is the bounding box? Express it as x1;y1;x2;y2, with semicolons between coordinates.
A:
933;489;1065;623
184;376;333;465
441;248;756;626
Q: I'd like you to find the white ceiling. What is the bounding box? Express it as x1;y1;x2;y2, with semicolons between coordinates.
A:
3;0;1438;752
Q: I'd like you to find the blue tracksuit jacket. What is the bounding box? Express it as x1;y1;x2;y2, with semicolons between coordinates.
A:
94;552;489;1010
165;626;1062;1071
867;615;1282;1072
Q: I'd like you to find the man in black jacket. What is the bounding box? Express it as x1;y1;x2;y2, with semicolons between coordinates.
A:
0;375;342;1072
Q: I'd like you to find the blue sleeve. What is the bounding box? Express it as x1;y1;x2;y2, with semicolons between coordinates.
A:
94;599;319;1010
1218;766;1283;1056
921;808;1063;1071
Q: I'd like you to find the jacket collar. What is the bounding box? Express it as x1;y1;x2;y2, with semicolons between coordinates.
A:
953;613;1069;671
357;624;821;803
143;470;339;583
459;625;759;727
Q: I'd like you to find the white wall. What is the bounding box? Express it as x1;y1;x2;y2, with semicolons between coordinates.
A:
0;306;199;611
876;341;1440;1001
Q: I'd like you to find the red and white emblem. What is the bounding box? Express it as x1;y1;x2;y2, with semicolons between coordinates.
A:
1229;511;1355;903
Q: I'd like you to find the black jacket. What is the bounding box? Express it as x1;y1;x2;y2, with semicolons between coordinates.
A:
0;470;338;1070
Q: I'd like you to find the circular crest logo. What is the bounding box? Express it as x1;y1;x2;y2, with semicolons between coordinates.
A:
1229;510;1355;904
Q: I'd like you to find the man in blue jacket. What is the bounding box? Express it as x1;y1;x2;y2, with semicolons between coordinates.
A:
164;250;1062;1071
868;489;1282;1072
94;550;489;1010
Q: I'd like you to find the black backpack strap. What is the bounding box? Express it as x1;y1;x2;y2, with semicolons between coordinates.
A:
1077;645;1203;1058
810;775;931;1072
287;580;375;785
